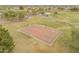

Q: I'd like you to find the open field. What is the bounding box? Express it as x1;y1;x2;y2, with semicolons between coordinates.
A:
1;10;79;52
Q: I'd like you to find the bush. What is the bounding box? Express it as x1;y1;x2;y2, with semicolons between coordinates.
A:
53;11;58;16
0;25;15;52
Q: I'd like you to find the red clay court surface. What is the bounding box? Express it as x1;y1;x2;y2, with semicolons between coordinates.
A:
18;24;61;45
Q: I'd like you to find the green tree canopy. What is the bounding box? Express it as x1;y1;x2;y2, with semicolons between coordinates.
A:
70;7;79;12
0;25;15;53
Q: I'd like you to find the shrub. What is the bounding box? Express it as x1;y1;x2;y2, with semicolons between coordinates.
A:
53;11;58;16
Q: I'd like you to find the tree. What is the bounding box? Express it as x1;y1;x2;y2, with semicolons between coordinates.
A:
3;9;26;21
0;25;15;52
70;7;79;12
3;10;17;21
16;10;26;20
58;7;64;10
32;8;38;15
38;8;45;14
53;11;58;16
19;6;24;10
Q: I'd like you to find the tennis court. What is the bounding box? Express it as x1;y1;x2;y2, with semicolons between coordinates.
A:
18;24;61;45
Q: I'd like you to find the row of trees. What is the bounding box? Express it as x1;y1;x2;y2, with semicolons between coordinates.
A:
0;6;54;21
69;7;79;12
3;9;26;21
0;6;79;21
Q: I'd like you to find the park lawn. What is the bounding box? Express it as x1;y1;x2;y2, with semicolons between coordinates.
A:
1;11;79;52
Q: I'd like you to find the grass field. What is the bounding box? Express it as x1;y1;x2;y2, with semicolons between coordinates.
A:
1;11;79;52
